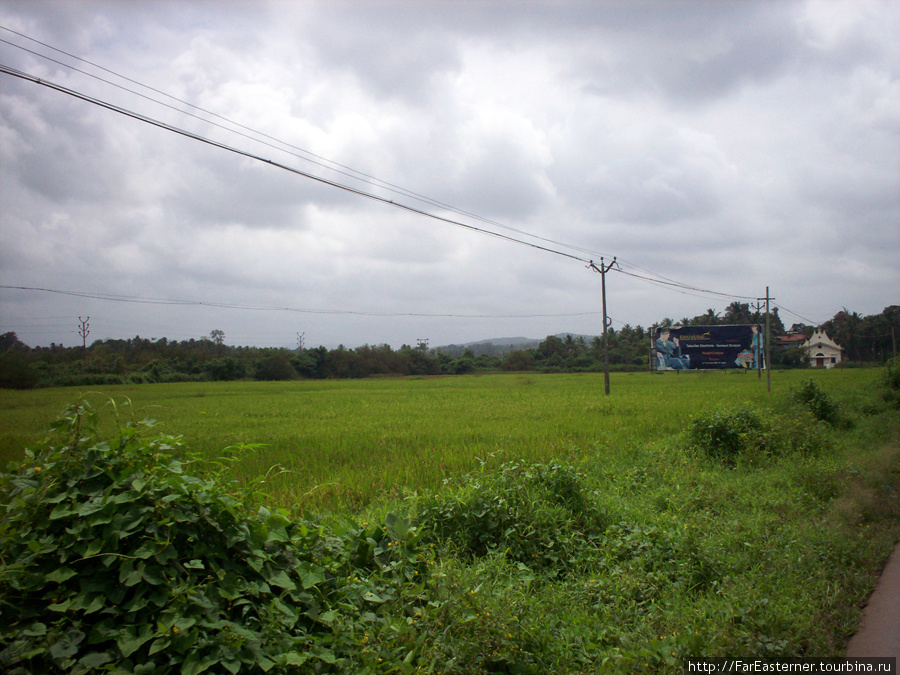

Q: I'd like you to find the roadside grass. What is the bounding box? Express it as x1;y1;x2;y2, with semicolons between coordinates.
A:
1;368;899;672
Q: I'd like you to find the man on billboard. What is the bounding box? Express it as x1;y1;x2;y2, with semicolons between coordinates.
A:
656;328;691;370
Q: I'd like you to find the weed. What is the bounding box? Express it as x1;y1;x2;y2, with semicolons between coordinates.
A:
416;460;608;576
791;378;844;427
688;406;769;461
0;400;431;674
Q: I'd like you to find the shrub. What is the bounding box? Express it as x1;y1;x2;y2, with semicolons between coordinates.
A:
254;354;297;381
882;357;900;409
0;401;429;674
0;352;38;389
687;405;832;464
416;460;608;576
688;406;768;461
791;378;842;426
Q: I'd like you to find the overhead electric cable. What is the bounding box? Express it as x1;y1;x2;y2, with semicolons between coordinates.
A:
0;285;603;319
613;266;758;301
0;27;614;261
0;63;594;265
0;29;766;305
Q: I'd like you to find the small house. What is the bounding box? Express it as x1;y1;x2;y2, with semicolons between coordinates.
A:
803;329;842;368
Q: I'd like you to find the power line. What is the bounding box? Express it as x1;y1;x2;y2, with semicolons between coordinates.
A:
614;266;758;301
0;62;598;266
0;284;603;319
0;29;769;307
0;28;613;262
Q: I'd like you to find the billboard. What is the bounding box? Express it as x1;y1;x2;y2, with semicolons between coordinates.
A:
653;325;764;371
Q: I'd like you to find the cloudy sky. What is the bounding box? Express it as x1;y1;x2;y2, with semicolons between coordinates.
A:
1;0;897;350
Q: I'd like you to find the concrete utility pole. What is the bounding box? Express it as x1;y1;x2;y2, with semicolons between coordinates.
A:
765;287;772;393
589;258;617;395
78;316;90;351
78;316;90;371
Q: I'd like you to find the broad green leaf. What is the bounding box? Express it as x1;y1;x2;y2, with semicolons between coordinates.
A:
77;498;106;517
49;628;85;659
46;567;78;583
120;563;143;587
385;511;409;539
142;565;166;586
283;652;308;666
181;651;216;675
49;503;76;520
80;594;103;615
132;541;159;559
48;598;73;612
21;622;47;637
268;569;296;591
300;565;325;589
148;637;170;655
118;624;155;658
82;538;104;557
78;651;113;669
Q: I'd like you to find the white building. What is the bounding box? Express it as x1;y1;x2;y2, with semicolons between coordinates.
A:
803;329;842;368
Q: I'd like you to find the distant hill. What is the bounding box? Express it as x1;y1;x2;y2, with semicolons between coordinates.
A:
436;333;599;358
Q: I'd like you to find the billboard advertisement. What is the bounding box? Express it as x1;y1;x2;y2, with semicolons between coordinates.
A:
653;325;764;371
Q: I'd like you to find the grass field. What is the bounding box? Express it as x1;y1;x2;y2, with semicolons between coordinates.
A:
0;369;876;512
2;368;899;672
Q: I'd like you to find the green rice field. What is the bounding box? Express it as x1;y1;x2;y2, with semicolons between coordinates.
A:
0;369;892;513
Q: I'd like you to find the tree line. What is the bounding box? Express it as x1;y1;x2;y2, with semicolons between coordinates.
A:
1;304;897;389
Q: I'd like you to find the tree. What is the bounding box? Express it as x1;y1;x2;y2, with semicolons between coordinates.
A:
723;302;752;324
0;332;27;352
209;329;226;347
501;350;534;372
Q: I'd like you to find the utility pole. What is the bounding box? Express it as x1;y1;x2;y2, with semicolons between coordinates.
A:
78;316;90;371
750;291;773;390
589;257;617;395
296;332;305;351
78;316;90;351
765;287;772;393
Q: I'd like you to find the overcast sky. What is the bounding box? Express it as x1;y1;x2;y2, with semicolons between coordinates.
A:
1;0;897;350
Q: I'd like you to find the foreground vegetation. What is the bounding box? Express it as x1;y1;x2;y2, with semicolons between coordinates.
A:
1;365;899;673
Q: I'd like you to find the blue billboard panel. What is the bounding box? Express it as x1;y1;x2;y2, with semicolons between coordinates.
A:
654;325;764;371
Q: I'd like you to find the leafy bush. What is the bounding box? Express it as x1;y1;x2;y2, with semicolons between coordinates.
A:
882;357;900;409
254;354;297;381
54;373;127;387
0;351;38;389
415;460;608;576
688;406;768;461
0;401;429;674
791;379;842;426
687;405;831;463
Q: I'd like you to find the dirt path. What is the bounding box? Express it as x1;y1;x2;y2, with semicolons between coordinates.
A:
846;540;900;658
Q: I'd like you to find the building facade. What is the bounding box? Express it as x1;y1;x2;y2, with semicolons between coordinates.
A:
803;329;842;368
